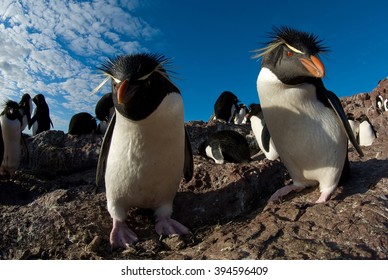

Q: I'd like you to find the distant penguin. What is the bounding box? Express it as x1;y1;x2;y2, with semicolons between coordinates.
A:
384;98;388;112
95;92;114;134
254;26;363;203
346;113;358;140
376;94;384;114
68;112;97;135
95;53;193;248
0;100;23;177
30;94;53;135
213;91;239;123
242;103;260;124
250;105;279;160
357;114;377;146
199;130;251;164
19;93;33;132
248;103;261;116
233;104;248;124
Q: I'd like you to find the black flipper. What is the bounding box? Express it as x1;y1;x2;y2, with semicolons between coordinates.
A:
26;113;32;129
325;90;364;157
20;133;29;163
183;127;193;182
261;122;271;153
0;122;3;164
96;112;116;187
339;152;351;184
29;115;37;130
210;142;224;163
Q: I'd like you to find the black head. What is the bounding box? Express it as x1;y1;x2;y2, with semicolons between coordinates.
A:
68;112;97;135
99;53;179;121
217;91;238;105
213;91;239;121
19;93;31;106
346;112;355;121
33;94;47;106
248;103;261;115
254;26;328;85
95;92;113;121
356;114;370;123
1;100;23;122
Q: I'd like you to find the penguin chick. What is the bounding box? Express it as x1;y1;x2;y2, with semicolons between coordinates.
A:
254;26;363;203
0;100;23;177
19;93;33;132
30;94;53;135
199;130;251;164
356;114;376;146
68;112;97;135
213;91;239;123
95;53;194;248
250;104;279;161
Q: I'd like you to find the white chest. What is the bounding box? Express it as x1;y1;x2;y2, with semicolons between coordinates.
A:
257;67;347;184
105;93;185;209
0;115;21;170
358;121;376;146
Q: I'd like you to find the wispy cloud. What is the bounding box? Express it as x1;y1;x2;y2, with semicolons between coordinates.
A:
0;0;158;132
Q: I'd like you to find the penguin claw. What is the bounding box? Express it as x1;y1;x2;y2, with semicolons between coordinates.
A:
110;219;138;249
155;218;190;237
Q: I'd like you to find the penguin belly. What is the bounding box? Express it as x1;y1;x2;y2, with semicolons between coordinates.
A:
358;122;375;146
257;68;347;190
21;115;28;131
0;116;21;174
105;93;185;221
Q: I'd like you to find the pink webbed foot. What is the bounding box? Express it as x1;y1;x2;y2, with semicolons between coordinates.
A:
315;191;332;203
110;219;138;249
155;217;190;237
268;184;306;202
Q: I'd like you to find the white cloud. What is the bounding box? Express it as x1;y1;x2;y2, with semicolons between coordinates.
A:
0;0;159;132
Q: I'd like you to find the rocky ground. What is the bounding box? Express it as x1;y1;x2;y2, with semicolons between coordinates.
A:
0;80;387;260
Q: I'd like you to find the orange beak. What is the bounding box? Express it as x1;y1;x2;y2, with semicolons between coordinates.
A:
299;55;325;78
117;79;139;105
117;79;129;105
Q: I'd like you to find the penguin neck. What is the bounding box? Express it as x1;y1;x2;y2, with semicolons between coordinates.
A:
257;67;318;109
115;92;184;128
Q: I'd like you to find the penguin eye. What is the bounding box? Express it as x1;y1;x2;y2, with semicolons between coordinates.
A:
287;51;293;57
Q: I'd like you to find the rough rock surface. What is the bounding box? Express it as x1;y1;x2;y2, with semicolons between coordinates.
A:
0;81;387;260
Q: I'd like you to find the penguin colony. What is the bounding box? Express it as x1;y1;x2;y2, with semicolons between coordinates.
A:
4;26;381;249
0;93;53;177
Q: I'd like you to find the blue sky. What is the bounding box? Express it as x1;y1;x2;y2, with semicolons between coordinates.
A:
1;0;387;132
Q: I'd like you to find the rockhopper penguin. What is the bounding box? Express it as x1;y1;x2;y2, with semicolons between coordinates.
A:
68;112;97;135
198;130;251;164
254;26;363;203
95;53;193;248
212;91;239;123
356;114;377;146
0;100;24;177
19;93;33;132
30;94;53;135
